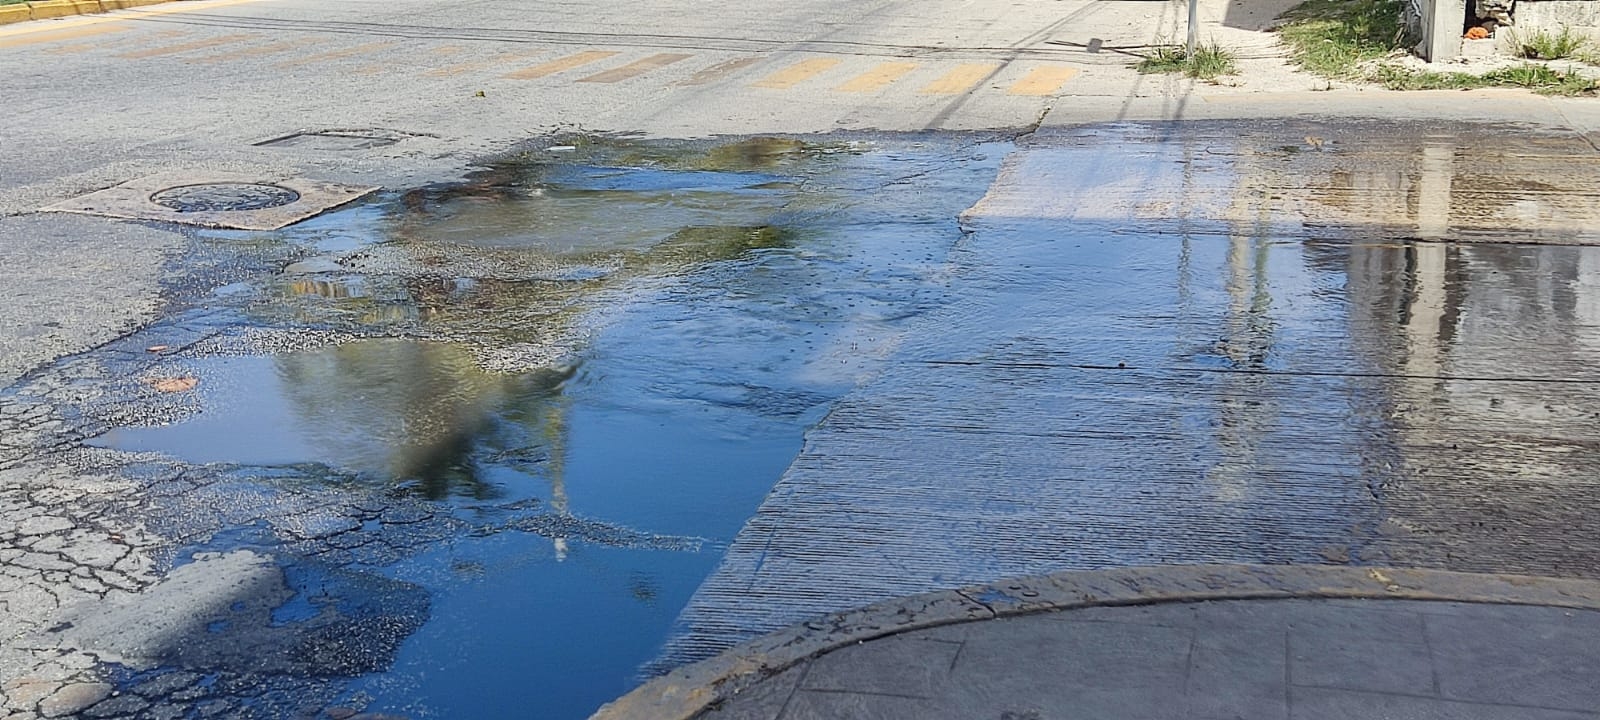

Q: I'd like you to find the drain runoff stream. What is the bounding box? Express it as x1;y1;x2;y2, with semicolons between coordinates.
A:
2;135;1008;719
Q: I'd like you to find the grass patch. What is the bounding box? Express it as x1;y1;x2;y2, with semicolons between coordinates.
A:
0;0;31;6
1277;0;1407;78
1377;62;1598;95
1136;42;1239;80
1276;0;1598;95
1512;26;1591;60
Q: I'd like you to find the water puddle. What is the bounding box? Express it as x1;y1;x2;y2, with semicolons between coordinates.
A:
23;122;1600;720
72;134;1009;718
94;340;569;501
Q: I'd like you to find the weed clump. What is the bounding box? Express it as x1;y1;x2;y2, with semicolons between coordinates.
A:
1277;0;1407;78
1513;26;1592;60
1375;62;1598;95
1136;43;1239;80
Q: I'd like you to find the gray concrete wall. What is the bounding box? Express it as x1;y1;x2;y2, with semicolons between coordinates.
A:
1516;0;1600;26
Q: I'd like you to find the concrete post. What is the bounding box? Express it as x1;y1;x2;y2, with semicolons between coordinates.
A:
1419;0;1466;61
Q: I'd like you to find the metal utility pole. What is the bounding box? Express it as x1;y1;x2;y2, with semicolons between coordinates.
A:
1187;0;1199;55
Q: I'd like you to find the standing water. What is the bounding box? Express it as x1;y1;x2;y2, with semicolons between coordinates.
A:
80;135;1009;718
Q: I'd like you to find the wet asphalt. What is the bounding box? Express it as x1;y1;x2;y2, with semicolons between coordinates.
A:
4;120;1600;719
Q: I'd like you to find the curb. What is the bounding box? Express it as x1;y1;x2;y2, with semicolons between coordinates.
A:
591;564;1600;720
0;0;173;26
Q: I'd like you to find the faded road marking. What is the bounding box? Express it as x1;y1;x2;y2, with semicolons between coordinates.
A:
0;23;126;49
275;41;397;68
1008;65;1079;95
118;34;254;59
191;38;318;64
675;55;763;86
918;63;999;94
752;57;841;89
579;52;692;83
504;50;620;80
425;50;546;78
836;62;917;92
43;28;186;55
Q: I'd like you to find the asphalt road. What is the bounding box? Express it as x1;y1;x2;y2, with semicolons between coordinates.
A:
3;0;1599;385
0;0;1112;389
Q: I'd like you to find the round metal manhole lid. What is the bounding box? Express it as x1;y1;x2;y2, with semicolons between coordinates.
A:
149;183;301;213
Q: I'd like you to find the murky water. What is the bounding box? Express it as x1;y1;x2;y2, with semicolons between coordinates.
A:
79;136;1006;718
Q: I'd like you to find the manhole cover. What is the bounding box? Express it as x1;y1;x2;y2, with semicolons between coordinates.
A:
149;183;302;213
43;172;378;230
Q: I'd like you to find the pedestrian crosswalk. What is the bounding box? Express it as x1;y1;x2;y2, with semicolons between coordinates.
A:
3;21;1083;97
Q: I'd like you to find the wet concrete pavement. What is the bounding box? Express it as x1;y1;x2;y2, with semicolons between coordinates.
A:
702;598;1600;720
660;120;1600;666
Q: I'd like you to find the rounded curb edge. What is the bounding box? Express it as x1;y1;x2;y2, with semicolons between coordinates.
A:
590;563;1600;720
0;0;175;27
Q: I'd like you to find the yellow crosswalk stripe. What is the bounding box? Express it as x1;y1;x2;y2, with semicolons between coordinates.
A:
43;28;186;55
504;50;619;80
0;23;126;50
578;52;692;83
676;55;763;86
752;57;841;89
835;61;917;92
357;45;462;76
1008;65;1079;95
275;41;397;68
118;34;253;59
426;50;546;78
918;63;999;94
192;38;318;64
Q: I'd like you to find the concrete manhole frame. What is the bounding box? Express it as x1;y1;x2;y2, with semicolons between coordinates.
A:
42;172;379;230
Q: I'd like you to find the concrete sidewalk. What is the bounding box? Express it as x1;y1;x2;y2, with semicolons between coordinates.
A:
704;597;1600;720
598;566;1600;720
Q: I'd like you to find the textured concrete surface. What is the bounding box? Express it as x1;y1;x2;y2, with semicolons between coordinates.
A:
599;564;1600;720
659;119;1600;667
701;598;1600;720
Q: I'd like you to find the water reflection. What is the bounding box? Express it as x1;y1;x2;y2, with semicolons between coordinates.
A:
260;141;823;353
1237;123;1600;569
667;123;1600;669
1236;123;1600;570
100;340;572;501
